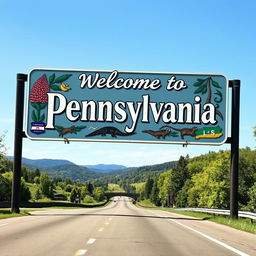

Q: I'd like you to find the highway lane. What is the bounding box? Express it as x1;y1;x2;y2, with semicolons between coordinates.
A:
0;197;255;256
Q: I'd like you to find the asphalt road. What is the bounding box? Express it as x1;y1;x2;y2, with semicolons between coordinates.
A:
0;197;255;256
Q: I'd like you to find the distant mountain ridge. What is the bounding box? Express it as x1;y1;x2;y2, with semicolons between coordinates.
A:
83;164;127;173
6;156;176;182
6;156;127;173
7;156;75;168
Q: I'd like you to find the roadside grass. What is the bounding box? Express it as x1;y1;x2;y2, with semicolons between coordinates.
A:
136;202;256;234
0;209;32;219
137;199;157;207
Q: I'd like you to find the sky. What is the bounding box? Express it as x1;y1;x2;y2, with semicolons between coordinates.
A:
0;0;255;167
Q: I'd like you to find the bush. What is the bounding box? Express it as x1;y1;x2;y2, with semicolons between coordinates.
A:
83;195;95;204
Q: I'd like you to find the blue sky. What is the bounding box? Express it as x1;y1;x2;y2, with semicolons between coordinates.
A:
1;0;255;167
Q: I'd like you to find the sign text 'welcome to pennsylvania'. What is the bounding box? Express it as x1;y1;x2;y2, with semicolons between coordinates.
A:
25;69;228;145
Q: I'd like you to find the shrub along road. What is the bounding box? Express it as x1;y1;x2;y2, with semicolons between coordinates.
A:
0;197;255;256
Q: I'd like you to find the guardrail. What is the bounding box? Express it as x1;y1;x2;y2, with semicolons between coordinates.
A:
174;208;256;222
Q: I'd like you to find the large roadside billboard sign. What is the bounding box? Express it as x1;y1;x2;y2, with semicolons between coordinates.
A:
25;69;228;145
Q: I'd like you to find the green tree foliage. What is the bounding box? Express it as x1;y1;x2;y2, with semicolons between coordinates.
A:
137;149;256;210
188;156;230;208
150;178;160;206
157;170;174;207
0;172;31;201
83;195;94;204
175;179;193;207
144;177;154;199
171;155;189;205
248;182;256;211
70;187;79;203
93;187;106;202
87;182;94;195
40;173;54;198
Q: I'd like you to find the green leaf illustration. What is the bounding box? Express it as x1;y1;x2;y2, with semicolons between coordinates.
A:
38;103;47;110
194;85;205;94
49;73;55;85
75;126;87;132
54;74;72;83
202;86;207;94
32;110;38;122
54;125;64;133
214;89;223;103
212;80;221;88
50;84;61;91
31;102;41;111
193;78;207;87
39;113;45;122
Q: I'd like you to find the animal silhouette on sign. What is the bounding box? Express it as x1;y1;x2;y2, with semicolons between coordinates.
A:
160;126;198;139
85;126;136;138
54;125;86;137
142;128;171;139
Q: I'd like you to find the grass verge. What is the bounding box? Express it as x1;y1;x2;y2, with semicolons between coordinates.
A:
0;209;32;219
136;202;256;234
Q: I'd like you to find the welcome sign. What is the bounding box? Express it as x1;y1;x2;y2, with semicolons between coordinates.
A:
25;69;228;145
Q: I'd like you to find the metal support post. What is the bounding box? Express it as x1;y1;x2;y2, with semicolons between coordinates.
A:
229;80;240;219
11;74;27;213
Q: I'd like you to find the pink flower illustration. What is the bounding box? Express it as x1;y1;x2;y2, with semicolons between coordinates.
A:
30;74;50;103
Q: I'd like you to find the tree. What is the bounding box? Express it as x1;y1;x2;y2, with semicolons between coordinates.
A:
175;179;193;207
40;173;53;198
87;182;94;195
35;168;41;177
0;172;31;201
248;182;256;211
171;155;189;205
33;187;42;201
0;132;7;157
0;174;10;201
193;77;223;119
188;157;230;208
144;178;154;199
150;178;160;206
70;187;78;203
157;170;174;207
93;187;106;202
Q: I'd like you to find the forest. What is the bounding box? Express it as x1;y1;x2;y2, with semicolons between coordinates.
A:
135;149;256;211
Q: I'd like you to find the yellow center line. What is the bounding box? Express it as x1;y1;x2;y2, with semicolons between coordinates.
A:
73;249;87;256
98;227;104;232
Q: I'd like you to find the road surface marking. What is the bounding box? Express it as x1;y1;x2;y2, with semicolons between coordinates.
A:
98;227;104;232
154;213;250;256
87;238;96;244
105;221;109;225
74;249;87;256
169;218;250;256
148;211;250;256
0;223;8;227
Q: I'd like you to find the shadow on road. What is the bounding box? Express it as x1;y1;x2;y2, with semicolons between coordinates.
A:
29;213;210;221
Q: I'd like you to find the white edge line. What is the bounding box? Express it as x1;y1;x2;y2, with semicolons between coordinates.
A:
87;238;96;245
169;218;250;256
0;223;8;227
149;211;250;256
